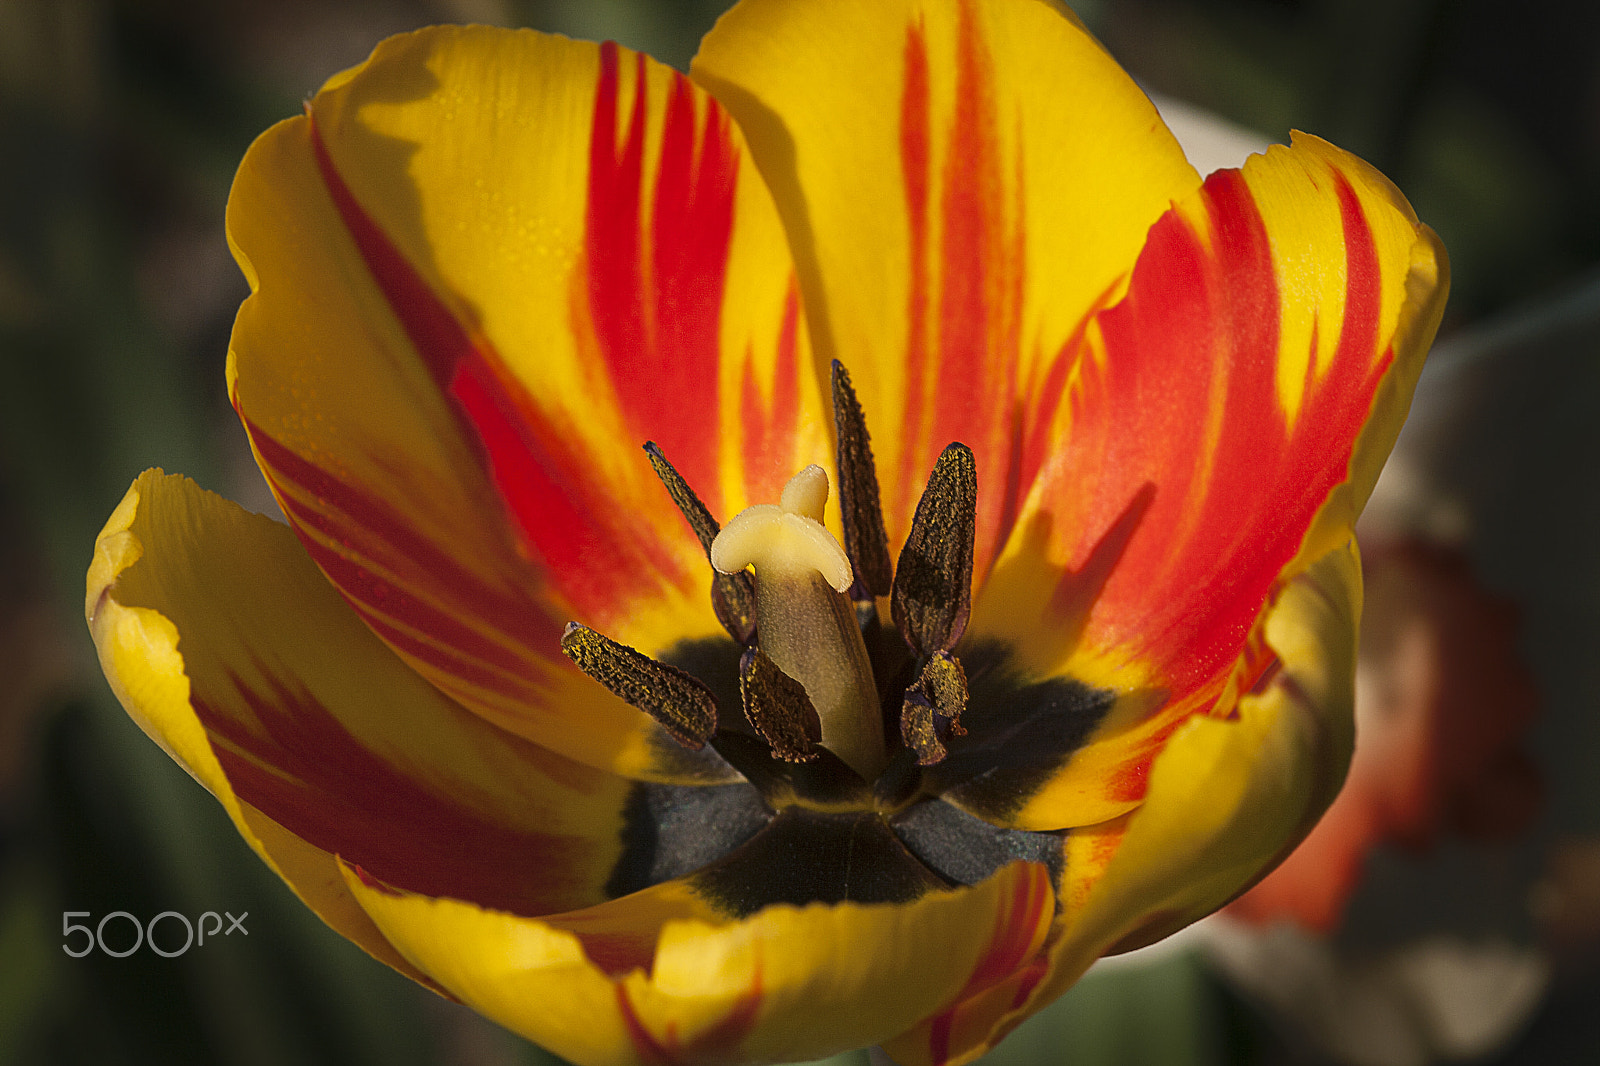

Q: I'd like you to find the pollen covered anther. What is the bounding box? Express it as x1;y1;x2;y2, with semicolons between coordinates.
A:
740;647;822;762
644;441;756;644
901;692;944;766
893;443;977;656
900;651;969;766
559;622;717;749
831;361;893;602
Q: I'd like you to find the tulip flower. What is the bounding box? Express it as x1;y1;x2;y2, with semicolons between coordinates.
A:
85;1;1447;1063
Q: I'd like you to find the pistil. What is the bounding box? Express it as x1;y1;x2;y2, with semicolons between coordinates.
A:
711;466;887;779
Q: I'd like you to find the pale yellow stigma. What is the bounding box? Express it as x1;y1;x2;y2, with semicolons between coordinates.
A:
711;465;851;591
779;463;830;522
711;466;885;779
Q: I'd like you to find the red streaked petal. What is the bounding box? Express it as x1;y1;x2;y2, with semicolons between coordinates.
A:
969;135;1446;828
343;857;1055;1066
300;113;689;634
243;414;737;786
884;861;1056;1066
196;673;612;916
695;0;1199;581
87;472;633;932
1008;544;1362;1035
227;27;825;779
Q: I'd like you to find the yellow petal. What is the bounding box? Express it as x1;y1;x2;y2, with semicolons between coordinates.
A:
86;471;633;957
343;859;1055;1066
694;0;1199;580
228;25;825;781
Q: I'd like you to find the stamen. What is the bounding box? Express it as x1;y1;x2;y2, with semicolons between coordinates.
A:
892;443;977;656
711;466;887;779
643;441;719;552
901;694;943;766
900;652;969;766
830;361;893;601
559;622;717;749
644;441;756;644
740;647;822;762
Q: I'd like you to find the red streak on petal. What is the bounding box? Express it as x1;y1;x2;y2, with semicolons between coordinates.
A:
898;18;932;525
1016;279;1121;521
358;611;532;701
245;420;564;708
587;42;738;511
928;864;1053;1066
587;44;648;407
929;0;1023;577
895;1;1025;578
739;280;803;504
1007;952;1051;1011
247;423;557;646
453;355;681;618
351;864;402;896
1086;167;1389;699
615;969;763;1066
1052;163;1391;804
285;523;537;684
305;111;678;624
570;931;657;979
929;1011;952;1064
1105;709;1191;804
987;279;1122;585
198;672;605;916
970;865;1053;988
304;115;468;402
1330;173;1386;384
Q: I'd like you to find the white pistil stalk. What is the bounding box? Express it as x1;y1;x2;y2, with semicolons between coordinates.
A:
711;465;886;780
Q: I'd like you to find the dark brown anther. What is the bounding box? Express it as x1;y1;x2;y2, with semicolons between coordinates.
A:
900;652;969;766
892;442;976;656
831;361;894;603
709;575;757;646
644;441;757;644
644;442;718;552
739;647;822;763
560;622;717;749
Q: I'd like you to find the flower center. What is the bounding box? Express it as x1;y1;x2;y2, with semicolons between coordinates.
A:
710;465;885;779
562;361;1121;913
560;360;987;797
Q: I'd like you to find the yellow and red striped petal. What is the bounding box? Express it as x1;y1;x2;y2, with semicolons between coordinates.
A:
888;542;1362;1066
967;134;1446;829
1050;544;1358;1049
694;0;1199;581
881;856;1063;1066
86;471;633;942
342;857;1054;1066
227;26;827;781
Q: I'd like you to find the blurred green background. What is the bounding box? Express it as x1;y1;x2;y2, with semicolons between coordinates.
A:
3;0;1599;1063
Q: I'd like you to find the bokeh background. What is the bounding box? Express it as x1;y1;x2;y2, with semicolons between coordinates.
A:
4;0;1600;1062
